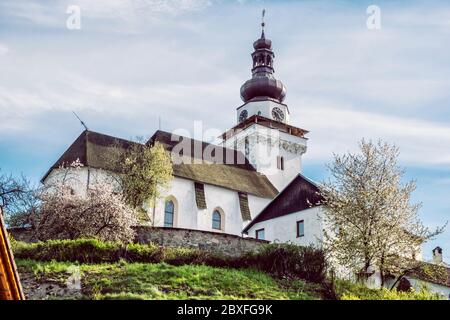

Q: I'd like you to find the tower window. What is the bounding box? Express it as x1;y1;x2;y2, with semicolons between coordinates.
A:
297;220;305;237
277;156;284;170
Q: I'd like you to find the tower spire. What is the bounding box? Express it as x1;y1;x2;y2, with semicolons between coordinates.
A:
240;11;286;104
261;9;266;39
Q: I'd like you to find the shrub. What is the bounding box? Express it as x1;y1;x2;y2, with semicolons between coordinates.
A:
36;167;138;243
334;279;443;300
246;243;327;283
13;238;120;263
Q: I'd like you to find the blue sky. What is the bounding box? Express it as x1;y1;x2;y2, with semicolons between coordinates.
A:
0;0;449;260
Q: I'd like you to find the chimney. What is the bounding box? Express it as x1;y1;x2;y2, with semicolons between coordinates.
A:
432;246;443;265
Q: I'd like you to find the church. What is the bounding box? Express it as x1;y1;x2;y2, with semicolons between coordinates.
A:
39;16;450;299
41;19;323;246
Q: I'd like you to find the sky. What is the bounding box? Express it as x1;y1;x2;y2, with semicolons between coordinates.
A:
0;0;449;260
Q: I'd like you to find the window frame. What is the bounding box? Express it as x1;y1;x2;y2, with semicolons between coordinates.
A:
296;220;305;238
212;210;222;230
164;200;175;228
255;228;265;240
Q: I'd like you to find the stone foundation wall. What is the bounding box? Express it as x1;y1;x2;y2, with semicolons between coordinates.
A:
135;226;268;257
9;226;268;258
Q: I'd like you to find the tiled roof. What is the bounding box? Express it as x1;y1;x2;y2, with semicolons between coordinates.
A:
42;130;278;199
409;262;450;288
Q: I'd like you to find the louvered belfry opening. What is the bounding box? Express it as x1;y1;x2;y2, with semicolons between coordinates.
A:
194;182;207;210
238;192;251;221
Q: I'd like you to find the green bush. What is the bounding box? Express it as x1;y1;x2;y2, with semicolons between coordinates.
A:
245;243;326;283
13;238;120;263
334;279;443;300
13;239;326;284
12;238;227;265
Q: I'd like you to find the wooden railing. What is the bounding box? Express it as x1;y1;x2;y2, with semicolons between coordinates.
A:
0;208;24;300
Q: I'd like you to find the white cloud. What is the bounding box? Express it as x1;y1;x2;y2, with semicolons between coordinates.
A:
0;44;9;55
0;0;213;32
1;0;450;169
298;98;450;166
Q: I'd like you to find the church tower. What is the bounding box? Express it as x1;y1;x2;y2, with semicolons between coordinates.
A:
222;12;308;192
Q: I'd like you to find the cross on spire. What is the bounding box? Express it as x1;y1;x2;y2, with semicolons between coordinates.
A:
261;9;266;38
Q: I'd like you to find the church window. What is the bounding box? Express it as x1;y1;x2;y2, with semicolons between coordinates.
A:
256;228;265;240
164;200;174;227
212;210;222;230
297;220;305;237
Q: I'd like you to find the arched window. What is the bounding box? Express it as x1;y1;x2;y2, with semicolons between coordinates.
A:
164;200;174;227
212;210;222;230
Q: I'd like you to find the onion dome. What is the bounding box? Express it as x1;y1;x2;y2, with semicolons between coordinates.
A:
240;12;286;103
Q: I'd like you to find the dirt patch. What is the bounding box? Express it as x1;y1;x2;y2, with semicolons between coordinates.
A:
19;272;84;300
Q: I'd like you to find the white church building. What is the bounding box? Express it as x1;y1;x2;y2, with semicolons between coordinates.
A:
40;18;449;298
42;21;319;241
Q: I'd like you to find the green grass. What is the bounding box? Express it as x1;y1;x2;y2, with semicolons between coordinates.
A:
16;259;323;300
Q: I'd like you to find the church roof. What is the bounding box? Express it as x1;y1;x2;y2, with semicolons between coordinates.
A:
243;173;323;233
42;130;278;199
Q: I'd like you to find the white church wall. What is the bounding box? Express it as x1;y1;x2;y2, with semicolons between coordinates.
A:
44;167;120;197
151;177;198;229
200;183;242;235
247;194;271;220
246;206;324;247
44;168;89;196
44;168;275;237
148;177;270;237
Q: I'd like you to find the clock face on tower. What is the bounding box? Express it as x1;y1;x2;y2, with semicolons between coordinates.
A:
271;107;285;122
239;110;248;122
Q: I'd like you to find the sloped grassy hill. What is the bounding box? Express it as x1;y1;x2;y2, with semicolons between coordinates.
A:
12;239;443;300
16;259;322;300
